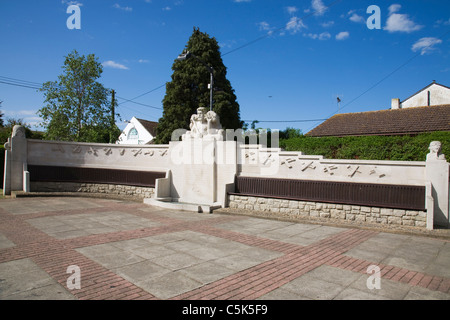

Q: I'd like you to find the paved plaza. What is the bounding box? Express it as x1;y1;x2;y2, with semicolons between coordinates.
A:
0;196;449;300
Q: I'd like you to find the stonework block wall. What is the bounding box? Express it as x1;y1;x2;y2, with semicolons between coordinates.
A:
228;195;427;228
31;182;155;200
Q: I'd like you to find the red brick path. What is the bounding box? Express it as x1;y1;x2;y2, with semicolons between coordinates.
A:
0;198;448;300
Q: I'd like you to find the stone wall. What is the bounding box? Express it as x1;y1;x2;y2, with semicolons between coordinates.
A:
3;125;448;229
31;182;155;200
228;195;427;228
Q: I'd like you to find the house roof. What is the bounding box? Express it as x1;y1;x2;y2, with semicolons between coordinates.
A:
306;104;450;137
136;118;158;137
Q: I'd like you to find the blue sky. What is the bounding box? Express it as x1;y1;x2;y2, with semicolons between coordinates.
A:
0;0;449;134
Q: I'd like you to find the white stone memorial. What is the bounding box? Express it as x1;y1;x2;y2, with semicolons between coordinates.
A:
146;107;236;212
425;141;449;228
3;119;449;229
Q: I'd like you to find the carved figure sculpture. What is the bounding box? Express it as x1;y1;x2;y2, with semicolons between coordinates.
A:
426;141;446;161
183;107;224;141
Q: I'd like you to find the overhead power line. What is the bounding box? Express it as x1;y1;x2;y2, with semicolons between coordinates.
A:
118;104;159;121
117;84;166;106
0;75;163;111
0;1;344;114
222;0;342;57
303;27;450;134
0;75;43;90
116;96;162;110
0;80;41;90
119;0;343;106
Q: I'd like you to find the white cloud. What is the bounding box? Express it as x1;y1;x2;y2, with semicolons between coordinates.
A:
4;110;37;117
319;32;331;40
113;3;132;12
388;4;402;14
435;18;450;26
258;21;271;31
384;6;423;33
257;21;275;36
138;59;149;63
335;31;349;40
102;60;129;70
312;0;327;16
62;0;83;6
411;37;442;55
24;116;43;127
162;6;171;11
219;40;237;49
2;110;42;128
321;21;334;28
286;17;306;34
234;0;251;2
304;32;331;40
285;6;298;15
349;13;365;23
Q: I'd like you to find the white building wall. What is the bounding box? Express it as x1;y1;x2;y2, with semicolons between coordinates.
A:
401;83;450;108
117;117;154;145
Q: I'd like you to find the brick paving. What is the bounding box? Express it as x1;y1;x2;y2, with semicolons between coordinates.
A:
0;196;449;300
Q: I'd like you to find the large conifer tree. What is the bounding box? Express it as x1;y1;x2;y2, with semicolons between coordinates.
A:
155;28;243;144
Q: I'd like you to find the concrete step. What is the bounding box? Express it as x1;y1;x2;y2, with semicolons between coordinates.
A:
143;198;221;213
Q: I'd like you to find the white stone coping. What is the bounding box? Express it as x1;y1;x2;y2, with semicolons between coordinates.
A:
27;139;169;149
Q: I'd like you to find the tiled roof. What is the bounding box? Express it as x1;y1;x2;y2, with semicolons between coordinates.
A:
306;104;450;137
136;118;158;137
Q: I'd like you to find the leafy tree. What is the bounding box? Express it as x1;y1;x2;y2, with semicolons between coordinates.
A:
155;27;243;144
38;50;119;143
0;117;44;144
279;127;302;140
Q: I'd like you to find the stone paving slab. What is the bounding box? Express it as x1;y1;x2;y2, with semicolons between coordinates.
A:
0;196;449;301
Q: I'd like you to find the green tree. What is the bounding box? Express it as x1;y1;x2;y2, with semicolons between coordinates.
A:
155;27;243;144
0;117;44;144
280;127;302;140
38;50;119;143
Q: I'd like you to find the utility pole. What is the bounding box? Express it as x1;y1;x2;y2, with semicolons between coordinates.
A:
110;89;116;144
176;51;214;111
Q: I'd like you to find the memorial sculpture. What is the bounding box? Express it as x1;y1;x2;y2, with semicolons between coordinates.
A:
182;107;224;141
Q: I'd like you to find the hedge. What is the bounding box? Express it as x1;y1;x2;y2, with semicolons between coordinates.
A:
280;131;450;161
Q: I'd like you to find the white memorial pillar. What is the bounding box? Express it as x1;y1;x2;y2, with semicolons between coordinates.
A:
154;107;237;211
3;125;28;195
425;141;449;228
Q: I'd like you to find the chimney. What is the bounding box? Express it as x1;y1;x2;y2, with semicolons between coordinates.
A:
391;98;400;109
